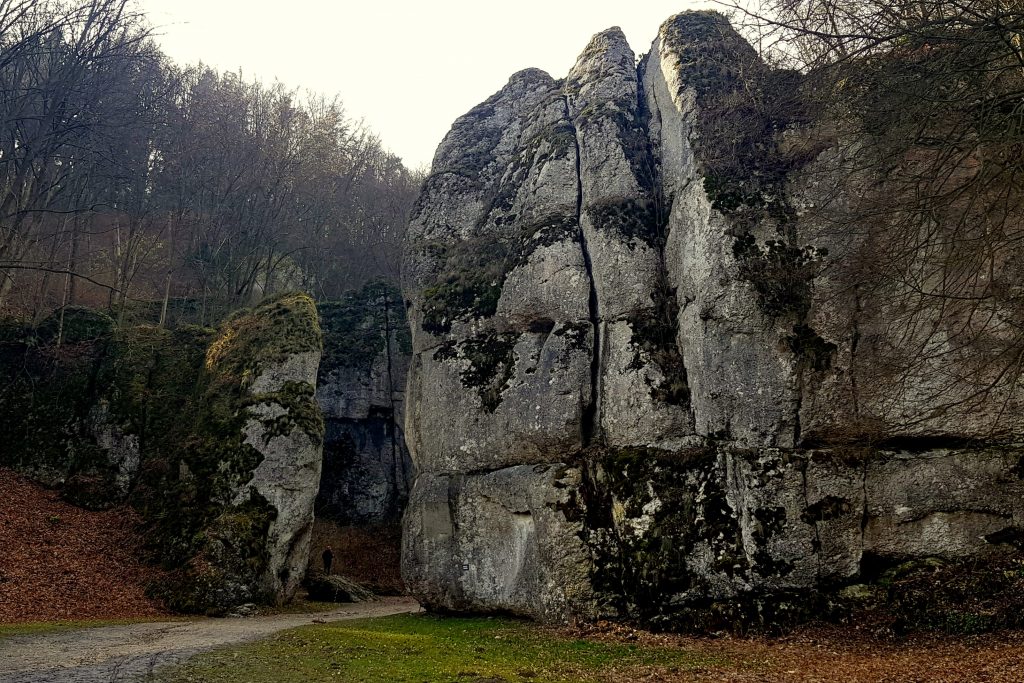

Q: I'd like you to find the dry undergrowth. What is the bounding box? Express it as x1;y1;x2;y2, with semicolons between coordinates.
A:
558;619;1024;682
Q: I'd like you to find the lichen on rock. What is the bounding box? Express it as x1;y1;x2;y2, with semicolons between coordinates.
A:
399;9;1024;630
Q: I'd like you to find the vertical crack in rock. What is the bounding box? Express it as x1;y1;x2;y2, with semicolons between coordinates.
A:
858;458;869;571
381;293;405;508
563;94;603;447
800;459;822;581
793;373;804;447
400;11;1024;628
850;284;863;420
636;52;696;430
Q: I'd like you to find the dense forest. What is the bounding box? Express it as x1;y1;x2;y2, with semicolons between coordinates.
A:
0;0;421;332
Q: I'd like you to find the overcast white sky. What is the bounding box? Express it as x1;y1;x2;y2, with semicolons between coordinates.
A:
138;1;710;170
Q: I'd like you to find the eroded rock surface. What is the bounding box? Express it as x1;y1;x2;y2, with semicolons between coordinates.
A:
0;293;326;614
402;11;1024;626
241;349;323;602
316;284;412;526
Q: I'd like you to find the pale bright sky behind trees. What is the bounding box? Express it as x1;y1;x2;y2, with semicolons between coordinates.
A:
139;0;709;169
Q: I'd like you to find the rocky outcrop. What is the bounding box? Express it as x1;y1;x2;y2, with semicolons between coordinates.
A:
402;11;1024;627
403;464;594;620
239;347;323;603
316;283;412;526
138;293;325;613
584;446;1024;629
0;293;326;614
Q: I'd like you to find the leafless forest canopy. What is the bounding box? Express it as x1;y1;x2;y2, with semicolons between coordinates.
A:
0;0;423;328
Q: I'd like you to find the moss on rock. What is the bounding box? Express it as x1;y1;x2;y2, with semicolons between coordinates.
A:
581;445;746;627
433;331;519;413
419;215;579;335
732;234;828;318
318;281;408;374
0;291;324;613
150;493;278;615
137;292;323;606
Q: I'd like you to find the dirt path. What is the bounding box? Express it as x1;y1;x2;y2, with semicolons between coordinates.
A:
0;597;420;683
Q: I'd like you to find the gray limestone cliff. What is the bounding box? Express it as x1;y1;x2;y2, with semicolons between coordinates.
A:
402;12;1024;628
316;283;413;526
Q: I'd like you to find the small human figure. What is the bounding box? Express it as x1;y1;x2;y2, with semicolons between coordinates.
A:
322;546;334;575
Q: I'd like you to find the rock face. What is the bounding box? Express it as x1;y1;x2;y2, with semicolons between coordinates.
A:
140;293;325;613
0;293;325;614
240;347;323;603
402;464;594;620
402;12;1024;626
316;283;413;526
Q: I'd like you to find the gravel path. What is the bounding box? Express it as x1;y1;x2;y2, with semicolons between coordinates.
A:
0;597;420;683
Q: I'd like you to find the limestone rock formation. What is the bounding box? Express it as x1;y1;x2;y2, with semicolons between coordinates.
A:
402;11;1024;627
403;464;594;620
316;283;413;526
0;293;326;614
240;347;323;603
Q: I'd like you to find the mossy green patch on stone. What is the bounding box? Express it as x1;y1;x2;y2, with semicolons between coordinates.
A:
36;306;115;345
246;381;325;445
627;287;690;407
459;331;518;413
581;445;749;628
420;237;510;334
419;215;578;334
585;198;663;247
732;234;828;318
99;325;212;441
205;292;321;386
432;331;519;413
1;293;323;614
0;337;108;487
660;12;811;217
318;281;407;374
151;493;278;615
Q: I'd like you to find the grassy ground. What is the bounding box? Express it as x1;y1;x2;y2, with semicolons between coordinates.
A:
156;613;732;683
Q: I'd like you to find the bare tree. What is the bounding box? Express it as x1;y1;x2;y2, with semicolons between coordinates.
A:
0;1;422;326
717;0;1024;438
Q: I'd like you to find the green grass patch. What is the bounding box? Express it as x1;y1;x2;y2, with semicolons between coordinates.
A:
159;613;728;682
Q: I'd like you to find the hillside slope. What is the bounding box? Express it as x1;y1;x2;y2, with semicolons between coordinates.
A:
0;469;167;623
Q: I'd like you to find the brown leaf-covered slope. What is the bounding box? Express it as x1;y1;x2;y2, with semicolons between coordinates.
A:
563;621;1024;683
0;469;168;623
